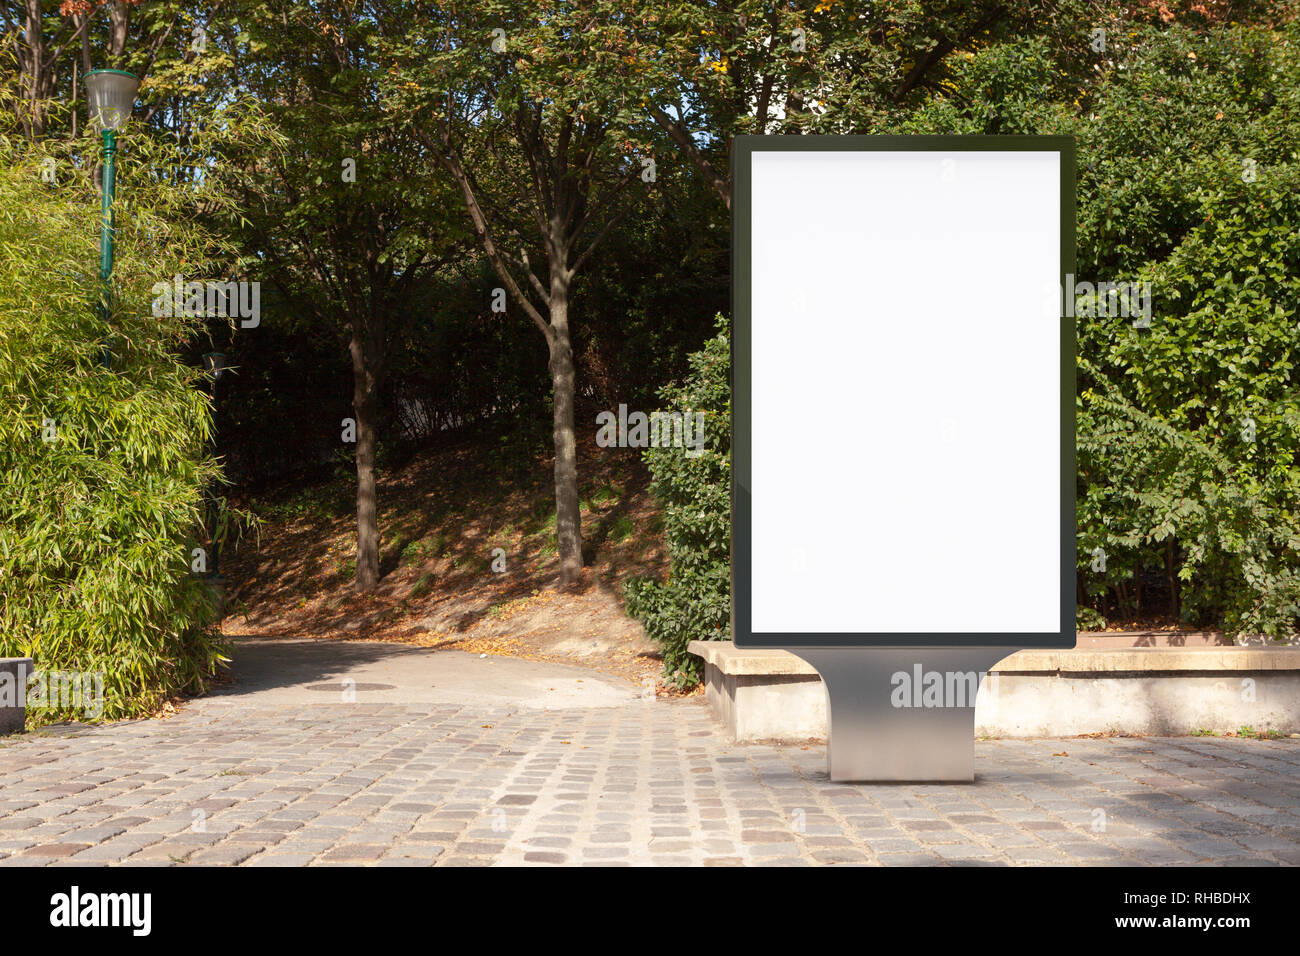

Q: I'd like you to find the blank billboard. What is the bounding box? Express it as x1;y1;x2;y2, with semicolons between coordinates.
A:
732;136;1075;648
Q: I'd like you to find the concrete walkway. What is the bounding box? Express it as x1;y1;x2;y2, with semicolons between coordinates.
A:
1;638;1298;866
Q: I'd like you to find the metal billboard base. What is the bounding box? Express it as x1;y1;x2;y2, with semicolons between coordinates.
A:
790;647;1012;783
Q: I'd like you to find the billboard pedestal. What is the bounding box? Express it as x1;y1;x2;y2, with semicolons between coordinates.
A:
733;137;1076;783
790;648;1011;783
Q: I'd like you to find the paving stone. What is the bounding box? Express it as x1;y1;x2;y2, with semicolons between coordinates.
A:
3;688;1296;869
321;844;387;861
187;844;264;865
23;843;89;858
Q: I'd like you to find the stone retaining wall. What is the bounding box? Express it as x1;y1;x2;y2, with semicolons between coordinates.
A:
689;641;1300;741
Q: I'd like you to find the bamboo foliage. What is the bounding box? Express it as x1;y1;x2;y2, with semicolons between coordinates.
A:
0;132;234;720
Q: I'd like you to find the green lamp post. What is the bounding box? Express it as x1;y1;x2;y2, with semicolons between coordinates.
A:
85;69;138;363
200;352;227;581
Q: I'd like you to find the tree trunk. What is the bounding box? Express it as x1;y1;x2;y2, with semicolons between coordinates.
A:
547;268;583;589
21;0;47;138
349;327;381;592
1166;538;1179;620
1133;556;1143;618
108;1;130;61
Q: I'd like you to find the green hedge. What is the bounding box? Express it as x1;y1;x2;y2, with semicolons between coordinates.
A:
625;315;731;687
902;21;1300;639
0;138;229;721
1069;23;1300;637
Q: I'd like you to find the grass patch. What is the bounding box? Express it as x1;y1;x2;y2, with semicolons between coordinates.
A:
607;515;635;543
588;483;621;505
1237;725;1283;740
400;537;437;565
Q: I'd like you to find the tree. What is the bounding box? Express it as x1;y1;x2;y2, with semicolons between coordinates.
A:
2;0;222;139
387;0;656;589
225;1;465;591
599;0;1096;210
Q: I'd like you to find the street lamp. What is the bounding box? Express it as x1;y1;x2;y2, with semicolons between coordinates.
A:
85;69;138;364
201;352;228;394
200;352;228;585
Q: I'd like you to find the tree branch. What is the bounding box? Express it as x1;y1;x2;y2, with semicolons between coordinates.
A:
649;104;730;210
419;124;552;340
892;5;1007;103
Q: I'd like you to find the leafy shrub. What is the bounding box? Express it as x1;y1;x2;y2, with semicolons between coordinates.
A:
625;315;730;687
1076;156;1300;638
0;136;234;721
901;20;1300;639
1070;22;1300;637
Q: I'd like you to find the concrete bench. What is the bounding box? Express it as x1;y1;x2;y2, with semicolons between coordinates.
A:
0;658;32;735
688;640;1300;741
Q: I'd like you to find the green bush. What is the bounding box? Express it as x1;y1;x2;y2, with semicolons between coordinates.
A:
1076;158;1300;638
0;136;233;721
900;21;1300;639
625;315;731;687
1070;22;1300;637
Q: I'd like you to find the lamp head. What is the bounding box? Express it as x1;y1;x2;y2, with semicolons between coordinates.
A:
202;352;228;381
85;70;139;131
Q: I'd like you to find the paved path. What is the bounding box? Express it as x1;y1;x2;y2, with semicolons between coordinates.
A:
1;639;1298;866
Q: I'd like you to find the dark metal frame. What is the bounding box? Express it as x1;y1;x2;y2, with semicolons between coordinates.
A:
731;135;1076;649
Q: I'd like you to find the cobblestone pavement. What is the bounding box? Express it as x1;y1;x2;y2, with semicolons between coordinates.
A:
1;644;1298;867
